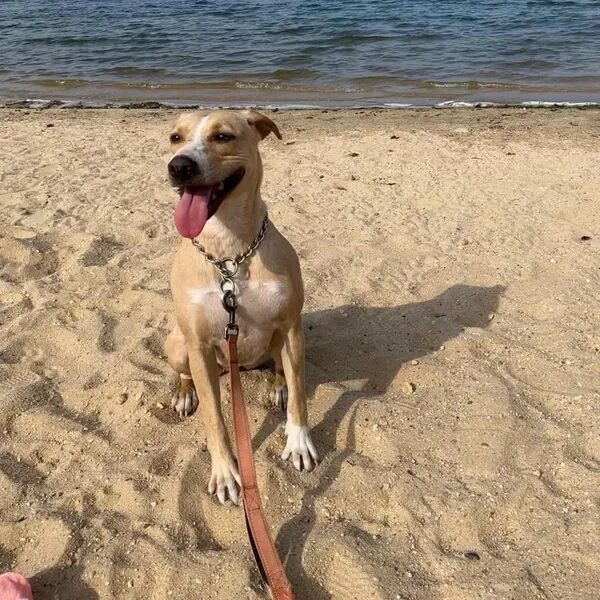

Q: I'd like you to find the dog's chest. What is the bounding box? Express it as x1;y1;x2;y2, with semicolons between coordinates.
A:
188;278;289;362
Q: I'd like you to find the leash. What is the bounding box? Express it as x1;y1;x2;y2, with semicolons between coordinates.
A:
193;213;295;600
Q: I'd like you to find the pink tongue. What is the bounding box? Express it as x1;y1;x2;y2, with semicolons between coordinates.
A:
174;186;213;238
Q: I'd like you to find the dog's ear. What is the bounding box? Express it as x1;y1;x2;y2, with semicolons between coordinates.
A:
245;110;282;140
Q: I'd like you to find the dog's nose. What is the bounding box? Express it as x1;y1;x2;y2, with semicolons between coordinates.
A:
168;155;199;183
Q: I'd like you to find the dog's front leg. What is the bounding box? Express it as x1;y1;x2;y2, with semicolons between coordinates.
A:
188;345;240;504
280;317;319;471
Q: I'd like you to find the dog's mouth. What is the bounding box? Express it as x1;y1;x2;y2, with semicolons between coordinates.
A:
174;168;245;239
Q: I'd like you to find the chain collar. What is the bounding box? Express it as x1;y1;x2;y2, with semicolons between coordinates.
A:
191;213;269;338
191;213;268;278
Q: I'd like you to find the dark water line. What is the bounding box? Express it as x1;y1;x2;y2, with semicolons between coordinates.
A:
2;98;599;111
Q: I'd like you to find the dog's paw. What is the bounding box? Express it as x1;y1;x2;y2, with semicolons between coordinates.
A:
272;383;288;412
281;421;319;471
171;375;198;417
208;454;241;505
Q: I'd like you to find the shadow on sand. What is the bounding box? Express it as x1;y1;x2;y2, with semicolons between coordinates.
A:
265;283;504;599
30;565;99;600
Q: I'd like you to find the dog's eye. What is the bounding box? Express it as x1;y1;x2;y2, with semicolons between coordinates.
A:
214;132;235;143
170;133;182;144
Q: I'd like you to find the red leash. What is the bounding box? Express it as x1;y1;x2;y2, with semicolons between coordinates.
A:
227;333;295;600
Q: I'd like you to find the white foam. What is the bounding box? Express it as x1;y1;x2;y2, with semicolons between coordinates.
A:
435;101;500;108
2;98;599;110
521;101;599;107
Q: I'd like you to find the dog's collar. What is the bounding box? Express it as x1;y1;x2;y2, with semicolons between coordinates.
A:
192;212;269;338
191;212;269;277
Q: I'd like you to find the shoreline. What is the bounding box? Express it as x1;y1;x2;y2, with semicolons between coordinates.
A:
2;98;600;110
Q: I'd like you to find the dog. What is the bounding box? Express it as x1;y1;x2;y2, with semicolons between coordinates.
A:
164;109;318;505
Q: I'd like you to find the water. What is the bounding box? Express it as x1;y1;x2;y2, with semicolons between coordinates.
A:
1;0;599;107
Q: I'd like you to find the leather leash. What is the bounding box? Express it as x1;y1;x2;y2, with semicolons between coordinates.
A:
192;214;295;599
227;331;295;600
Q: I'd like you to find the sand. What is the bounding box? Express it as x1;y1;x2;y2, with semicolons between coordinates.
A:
0;107;598;600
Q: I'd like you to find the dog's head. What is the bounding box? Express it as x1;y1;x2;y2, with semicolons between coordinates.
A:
167;109;281;238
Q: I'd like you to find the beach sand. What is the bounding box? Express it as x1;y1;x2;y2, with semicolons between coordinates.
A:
0;107;598;600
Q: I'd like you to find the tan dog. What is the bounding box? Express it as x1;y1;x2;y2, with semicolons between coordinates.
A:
164;110;318;505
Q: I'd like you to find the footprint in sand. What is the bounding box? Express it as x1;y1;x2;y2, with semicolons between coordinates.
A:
78;235;123;267
327;542;387;600
0;368;46;429
0;234;58;283
0;519;71;577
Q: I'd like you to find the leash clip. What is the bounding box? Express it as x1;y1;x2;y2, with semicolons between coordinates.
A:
225;307;239;339
222;289;238;311
223;289;239;339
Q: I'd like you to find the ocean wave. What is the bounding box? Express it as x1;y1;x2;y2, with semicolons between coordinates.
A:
435;100;600;108
520;100;600;107
426;81;521;90
27;77;363;94
435;101;500;108
3;98;599;110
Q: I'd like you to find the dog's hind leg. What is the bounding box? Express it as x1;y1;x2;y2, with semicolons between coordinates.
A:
271;351;288;412
280;317;319;471
165;325;198;417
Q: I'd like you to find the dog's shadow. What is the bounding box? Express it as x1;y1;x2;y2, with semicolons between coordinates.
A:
261;283;504;599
